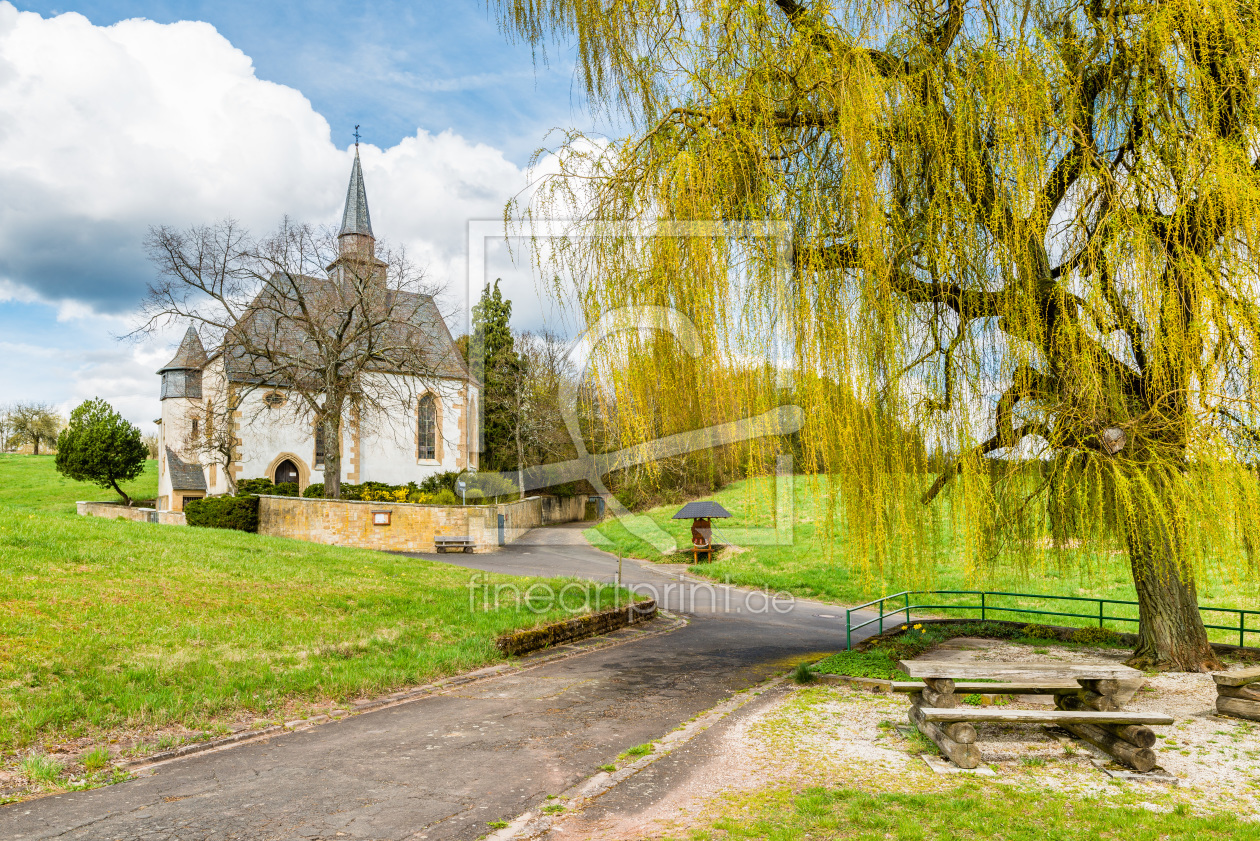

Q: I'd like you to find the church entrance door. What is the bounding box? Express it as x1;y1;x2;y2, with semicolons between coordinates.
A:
275;459;299;485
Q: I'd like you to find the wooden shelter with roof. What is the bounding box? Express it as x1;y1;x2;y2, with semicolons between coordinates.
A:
672;501;731;563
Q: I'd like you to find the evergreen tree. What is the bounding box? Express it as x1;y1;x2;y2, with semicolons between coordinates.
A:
55;398;148;506
471;280;524;472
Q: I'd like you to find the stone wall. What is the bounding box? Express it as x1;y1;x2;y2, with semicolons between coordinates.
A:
256;494;587;553
495;600;658;656
76;502;187;526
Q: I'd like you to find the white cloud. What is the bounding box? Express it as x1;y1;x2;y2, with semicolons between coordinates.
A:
0;2;537;315
0;3;574;425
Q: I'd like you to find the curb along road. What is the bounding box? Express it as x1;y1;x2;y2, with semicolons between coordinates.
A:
2;524;884;841
125;612;689;775
486;675;788;841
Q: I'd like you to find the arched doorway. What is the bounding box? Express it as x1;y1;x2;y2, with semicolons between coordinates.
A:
274;459;300;485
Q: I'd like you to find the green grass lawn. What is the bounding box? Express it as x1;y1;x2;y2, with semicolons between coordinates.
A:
682;785;1259;840
0;455;632;752
588;474;1260;644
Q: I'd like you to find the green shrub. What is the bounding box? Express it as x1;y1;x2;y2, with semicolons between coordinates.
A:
236;477;275;496
418;471;461;495
272;482;299;497
432;488;459;505
812;649;909;680
303;482;324;498
466;488;486;503
1071;626;1122;646
1020;623;1059;640
185;495;259;532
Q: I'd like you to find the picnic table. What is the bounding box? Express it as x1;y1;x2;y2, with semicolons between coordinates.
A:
896;660;1173;772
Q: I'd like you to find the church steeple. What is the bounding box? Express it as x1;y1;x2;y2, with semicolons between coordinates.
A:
339;148;373;240
329;131;386;281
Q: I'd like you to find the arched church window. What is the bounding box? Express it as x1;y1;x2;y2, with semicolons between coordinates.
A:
418;395;437;460
314;424;325;467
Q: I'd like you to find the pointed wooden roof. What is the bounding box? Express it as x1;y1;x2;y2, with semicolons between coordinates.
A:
157;326;208;373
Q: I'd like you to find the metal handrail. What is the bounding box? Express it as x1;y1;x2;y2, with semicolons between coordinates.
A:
844;589;1260;650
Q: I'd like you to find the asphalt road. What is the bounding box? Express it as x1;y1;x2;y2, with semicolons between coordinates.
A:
1;524;889;841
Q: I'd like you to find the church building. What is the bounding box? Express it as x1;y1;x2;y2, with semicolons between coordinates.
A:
155;150;479;511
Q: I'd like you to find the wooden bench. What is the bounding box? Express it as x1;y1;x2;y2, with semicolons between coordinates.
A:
899;660;1171;772
434;535;475;553
891;681;1081;695
1213;666;1260;721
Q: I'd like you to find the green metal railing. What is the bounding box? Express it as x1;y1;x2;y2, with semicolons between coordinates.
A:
844;589;1260;651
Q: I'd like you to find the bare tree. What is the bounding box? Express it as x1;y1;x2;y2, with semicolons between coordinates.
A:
5;403;64;455
513;330;582;468
141;433;160;460
175;394;243;493
139;218;458;498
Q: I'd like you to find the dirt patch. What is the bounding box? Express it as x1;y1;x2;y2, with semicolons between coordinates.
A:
543;642;1260;839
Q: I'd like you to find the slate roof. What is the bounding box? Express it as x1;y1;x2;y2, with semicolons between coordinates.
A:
339;151;373;238
671;501;732;519
219;275;472;384
157;326;208;373
165;447;207;491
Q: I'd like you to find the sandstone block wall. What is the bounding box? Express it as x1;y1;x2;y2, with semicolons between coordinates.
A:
257;494;588;553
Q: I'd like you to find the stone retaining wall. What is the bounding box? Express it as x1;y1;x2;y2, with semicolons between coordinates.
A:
76;502;186;526
257;494;587;553
495;600;658;656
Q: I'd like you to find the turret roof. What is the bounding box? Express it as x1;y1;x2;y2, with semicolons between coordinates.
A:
157;326;208;373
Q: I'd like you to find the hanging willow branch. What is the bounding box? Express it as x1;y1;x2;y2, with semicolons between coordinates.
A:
497;0;1260;670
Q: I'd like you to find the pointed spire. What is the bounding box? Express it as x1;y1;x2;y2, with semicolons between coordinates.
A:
157;326;208;373
338;148;373;238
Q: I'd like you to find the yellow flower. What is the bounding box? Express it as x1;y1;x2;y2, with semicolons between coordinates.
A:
913;623;923;629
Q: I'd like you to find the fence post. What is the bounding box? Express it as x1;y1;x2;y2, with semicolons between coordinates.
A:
1242;611;1246;648
879;599;884;634
905;591;911;624
981;592;986;621
1099;600;1104;628
846;609;852;651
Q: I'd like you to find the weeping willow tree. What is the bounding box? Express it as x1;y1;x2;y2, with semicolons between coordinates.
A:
496;0;1260;670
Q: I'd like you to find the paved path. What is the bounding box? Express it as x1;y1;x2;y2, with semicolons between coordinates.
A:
1;524;889;841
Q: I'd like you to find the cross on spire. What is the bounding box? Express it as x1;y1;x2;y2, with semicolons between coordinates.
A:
353;125;361;148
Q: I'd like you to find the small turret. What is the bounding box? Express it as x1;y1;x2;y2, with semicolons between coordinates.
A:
157;326;207;399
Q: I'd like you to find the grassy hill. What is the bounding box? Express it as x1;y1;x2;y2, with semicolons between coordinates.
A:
588;474;1260;644
0;455;627;754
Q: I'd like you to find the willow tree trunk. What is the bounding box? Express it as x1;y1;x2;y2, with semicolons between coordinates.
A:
1124;507;1221;672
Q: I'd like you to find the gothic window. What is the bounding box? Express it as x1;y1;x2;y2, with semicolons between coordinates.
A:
191;418;199;438
418;395;437;460
314;424;325;467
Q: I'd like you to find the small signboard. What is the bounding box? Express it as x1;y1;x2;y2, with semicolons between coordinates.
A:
372;510;392;526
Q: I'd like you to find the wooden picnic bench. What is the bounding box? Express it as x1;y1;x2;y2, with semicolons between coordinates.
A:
1212;665;1260;721
898;660;1173;772
434;535;475;553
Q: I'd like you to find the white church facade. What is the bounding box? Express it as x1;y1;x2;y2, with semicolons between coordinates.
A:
155;152;479;511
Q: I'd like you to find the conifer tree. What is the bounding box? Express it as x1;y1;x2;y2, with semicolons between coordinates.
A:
55;398;147;506
471;280;525;473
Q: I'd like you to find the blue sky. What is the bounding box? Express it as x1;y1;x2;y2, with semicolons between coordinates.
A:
0;1;596;427
15;1;586;163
